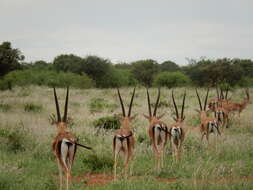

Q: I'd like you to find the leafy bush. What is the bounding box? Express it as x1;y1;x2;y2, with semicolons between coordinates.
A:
153;71;190;88
24;103;42;113
0;69;94;90
238;77;253;87
0;103;11;112
0;124;33;153
92;116;120;130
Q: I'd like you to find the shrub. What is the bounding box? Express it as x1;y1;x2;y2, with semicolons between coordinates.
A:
0;103;11;112
92;116;120;130
24;103;42;113
0;124;33;153
153;71;190;88
0;69;94;90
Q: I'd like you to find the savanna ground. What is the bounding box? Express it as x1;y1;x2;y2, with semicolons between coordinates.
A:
0;86;253;190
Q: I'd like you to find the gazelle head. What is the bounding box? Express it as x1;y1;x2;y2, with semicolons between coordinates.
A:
170;90;186;139
143;88;165;123
117;88;136;128
50;87;71;132
171;90;186;123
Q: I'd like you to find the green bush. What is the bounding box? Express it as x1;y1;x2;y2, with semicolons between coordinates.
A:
24;103;42;113
0;103;11;112
153;71;190;88
0;125;33;153
238;77;253;87
0;69;94;90
92;116;120;130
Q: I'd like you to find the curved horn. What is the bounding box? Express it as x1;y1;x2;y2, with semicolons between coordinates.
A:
195;88;202;110
117;88;126;117
63;86;69;122
181;90;186;119
153;88;160;116
128;87;136;117
146;88;152;117
172;89;179;119
204;88;209;110
53;87;61;122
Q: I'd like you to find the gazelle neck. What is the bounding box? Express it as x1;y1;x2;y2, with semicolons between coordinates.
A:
121;117;131;130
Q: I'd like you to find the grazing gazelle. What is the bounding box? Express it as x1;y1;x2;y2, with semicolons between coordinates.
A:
169;90;186;161
51;87;92;190
113;88;136;179
144;88;168;171
195;88;221;144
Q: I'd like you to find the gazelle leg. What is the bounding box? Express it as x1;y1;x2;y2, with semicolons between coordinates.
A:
57;161;63;190
124;153;130;179
66;170;69;190
113;148;120;180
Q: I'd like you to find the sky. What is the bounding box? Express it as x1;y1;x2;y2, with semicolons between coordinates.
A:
0;0;252;65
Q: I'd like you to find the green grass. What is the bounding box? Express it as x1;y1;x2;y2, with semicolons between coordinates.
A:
0;86;253;189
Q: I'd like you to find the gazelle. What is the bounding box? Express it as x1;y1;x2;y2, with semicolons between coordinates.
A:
144;88;168;171
195;88;221;144
208;87;230;129
113;88;136;180
222;89;251;117
169;90;186;161
51;87;92;190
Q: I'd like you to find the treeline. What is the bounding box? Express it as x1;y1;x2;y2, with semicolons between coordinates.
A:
1;41;253;89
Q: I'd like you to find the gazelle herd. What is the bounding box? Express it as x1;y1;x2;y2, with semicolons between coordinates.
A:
50;87;251;190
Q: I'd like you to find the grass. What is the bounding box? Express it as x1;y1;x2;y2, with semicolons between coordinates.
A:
0;86;253;189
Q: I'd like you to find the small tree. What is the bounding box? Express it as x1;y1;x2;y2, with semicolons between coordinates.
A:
153;72;190;88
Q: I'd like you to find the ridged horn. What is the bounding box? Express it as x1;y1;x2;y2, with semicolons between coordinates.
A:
146;88;152;117
63;86;69;122
204;88;209;110
53;87;61;122
172;89;179;119
117;88;126;117
128;87;136;117
153;88;160;116
195;88;202;110
181;90;186;119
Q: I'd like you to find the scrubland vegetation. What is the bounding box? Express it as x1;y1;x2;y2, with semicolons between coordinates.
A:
0;86;253;190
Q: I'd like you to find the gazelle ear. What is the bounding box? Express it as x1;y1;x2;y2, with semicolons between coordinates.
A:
195;109;200;113
143;114;150;119
130;114;137;120
157;113;166;119
182;116;185;121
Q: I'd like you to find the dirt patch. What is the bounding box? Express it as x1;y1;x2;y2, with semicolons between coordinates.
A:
73;174;253;187
80;173;114;186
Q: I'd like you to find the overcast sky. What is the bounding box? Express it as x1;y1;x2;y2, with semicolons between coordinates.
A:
0;0;252;65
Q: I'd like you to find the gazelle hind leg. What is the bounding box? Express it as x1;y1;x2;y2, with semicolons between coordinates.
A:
113;142;121;180
57;161;63;190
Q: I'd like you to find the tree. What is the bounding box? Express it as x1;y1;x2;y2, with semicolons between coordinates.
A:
159;60;180;72
131;59;159;87
153;71;190;88
53;54;83;74
0;41;24;77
